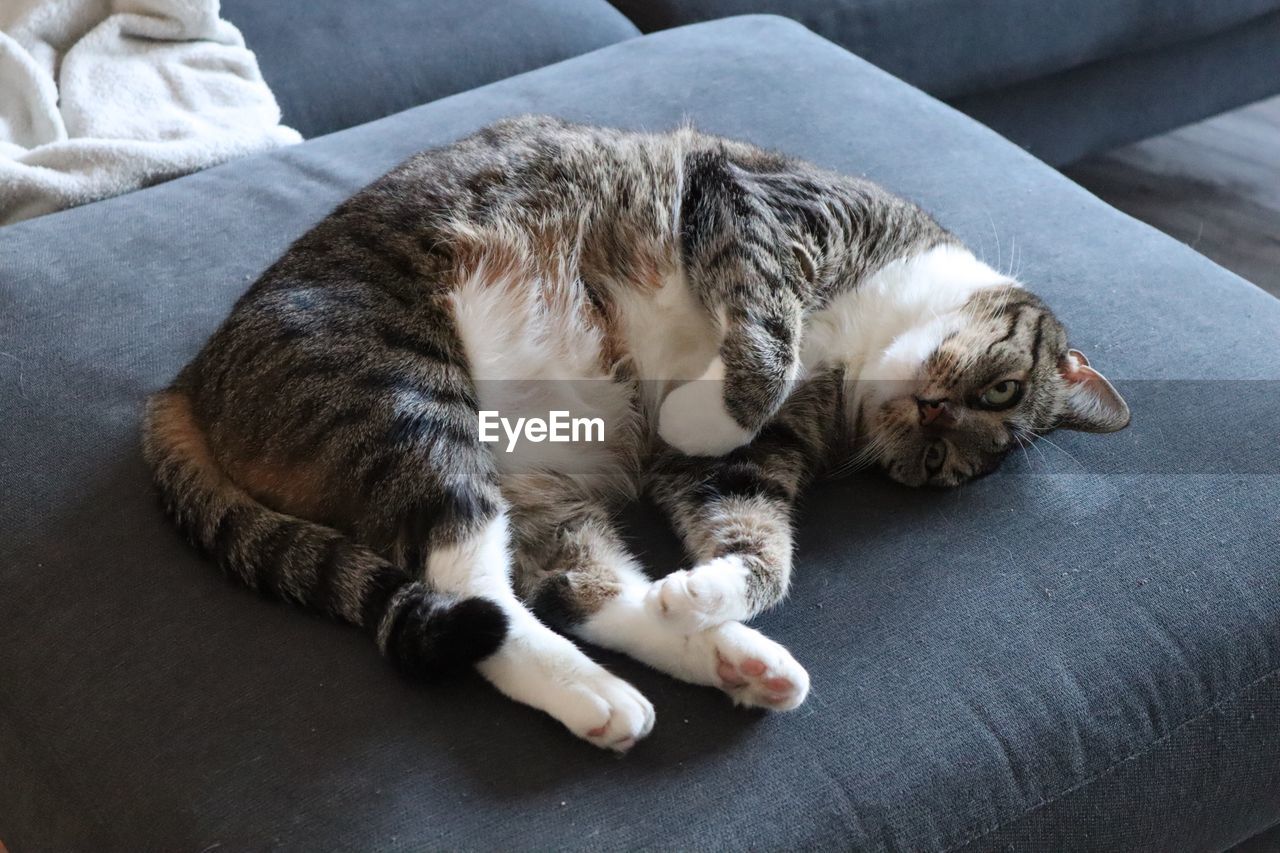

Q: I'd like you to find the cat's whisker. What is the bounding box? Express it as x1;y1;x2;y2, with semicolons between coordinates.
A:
831;436;885;477
1015;424;1051;466
844;426;897;473
1010;426;1037;471
1027;429;1087;472
1022;428;1052;470
985;211;1003;275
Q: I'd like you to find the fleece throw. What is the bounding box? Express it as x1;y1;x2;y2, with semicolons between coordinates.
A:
0;0;300;225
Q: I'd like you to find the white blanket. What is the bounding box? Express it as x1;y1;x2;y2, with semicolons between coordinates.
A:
0;0;301;225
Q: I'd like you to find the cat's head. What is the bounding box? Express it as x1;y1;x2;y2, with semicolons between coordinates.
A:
854;280;1129;488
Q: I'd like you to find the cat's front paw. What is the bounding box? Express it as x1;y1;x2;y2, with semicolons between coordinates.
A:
646;556;750;633
657;369;753;457
706;621;809;711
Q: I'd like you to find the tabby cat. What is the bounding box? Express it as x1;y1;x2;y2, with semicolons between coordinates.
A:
143;116;1129;751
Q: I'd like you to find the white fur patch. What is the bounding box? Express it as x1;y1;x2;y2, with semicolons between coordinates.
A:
802;244;1016;412
613;267;722;400
656;356;753;455
579;574;809;711
427;512;513;597
644;554;752;633
447;250;636;484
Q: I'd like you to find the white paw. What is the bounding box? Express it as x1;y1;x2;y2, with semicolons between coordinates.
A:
703;621;809;711
657;361;754;456
646;557;749;634
477;624;655;753
558;666;656;752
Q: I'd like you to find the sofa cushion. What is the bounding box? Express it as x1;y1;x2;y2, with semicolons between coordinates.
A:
610;0;1280;99
952;8;1280;165
222;0;639;139
1234;823;1280;852
2;15;1279;852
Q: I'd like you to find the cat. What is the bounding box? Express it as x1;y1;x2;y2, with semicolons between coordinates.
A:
142;116;1130;752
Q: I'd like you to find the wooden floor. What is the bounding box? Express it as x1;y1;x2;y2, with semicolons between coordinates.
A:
1064;95;1280;298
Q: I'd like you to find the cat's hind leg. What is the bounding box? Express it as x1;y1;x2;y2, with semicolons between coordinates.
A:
523;512;809;711
350;384;652;750
423;503;655;751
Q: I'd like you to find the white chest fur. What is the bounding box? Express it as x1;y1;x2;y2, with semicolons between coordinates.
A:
613;268;721;387
802;244;1014;380
447;256;638;485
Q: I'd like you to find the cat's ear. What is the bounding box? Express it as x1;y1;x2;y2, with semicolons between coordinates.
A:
1056;349;1130;432
790;241;818;285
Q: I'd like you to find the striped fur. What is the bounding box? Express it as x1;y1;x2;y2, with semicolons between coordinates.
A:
143;116;1128;748
142;390;508;676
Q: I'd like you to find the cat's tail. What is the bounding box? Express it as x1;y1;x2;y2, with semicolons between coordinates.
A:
141;388;507;678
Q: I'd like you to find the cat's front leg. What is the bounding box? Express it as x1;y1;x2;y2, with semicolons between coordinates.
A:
657;298;804;457
646;554;761;634
647;418;812;633
662;147;810;457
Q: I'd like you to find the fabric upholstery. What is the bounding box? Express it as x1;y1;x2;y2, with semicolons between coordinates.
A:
1232;822;1280;852
608;0;1280;164
221;0;639;139
953;8;1280;166
2;16;1278;851
608;0;1280;100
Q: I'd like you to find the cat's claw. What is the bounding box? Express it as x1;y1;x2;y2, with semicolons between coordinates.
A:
647;557;750;633
705;621;809;711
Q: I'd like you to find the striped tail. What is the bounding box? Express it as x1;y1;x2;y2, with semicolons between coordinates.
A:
141;389;507;677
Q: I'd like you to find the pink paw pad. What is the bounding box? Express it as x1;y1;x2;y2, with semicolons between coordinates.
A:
740;658;767;677
711;639;808;711
716;654;749;687
717;655;783;692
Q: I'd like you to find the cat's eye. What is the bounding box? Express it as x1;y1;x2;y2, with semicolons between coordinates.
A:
979;379;1022;410
924;441;947;474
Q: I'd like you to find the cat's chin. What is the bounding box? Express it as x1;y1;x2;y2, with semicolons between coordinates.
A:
876;449;938;488
884;466;930;489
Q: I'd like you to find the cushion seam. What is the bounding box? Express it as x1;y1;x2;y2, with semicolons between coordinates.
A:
1236;819;1280;849
943;663;1280;852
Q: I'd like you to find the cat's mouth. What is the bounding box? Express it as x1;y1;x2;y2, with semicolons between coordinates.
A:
880;434;1010;488
881;447;938;488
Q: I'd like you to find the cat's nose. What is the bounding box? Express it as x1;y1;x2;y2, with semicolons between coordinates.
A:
917;398;955;429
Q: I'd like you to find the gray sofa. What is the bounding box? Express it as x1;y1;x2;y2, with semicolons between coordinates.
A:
611;0;1280;165
2;5;1278;852
218;0;640;139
